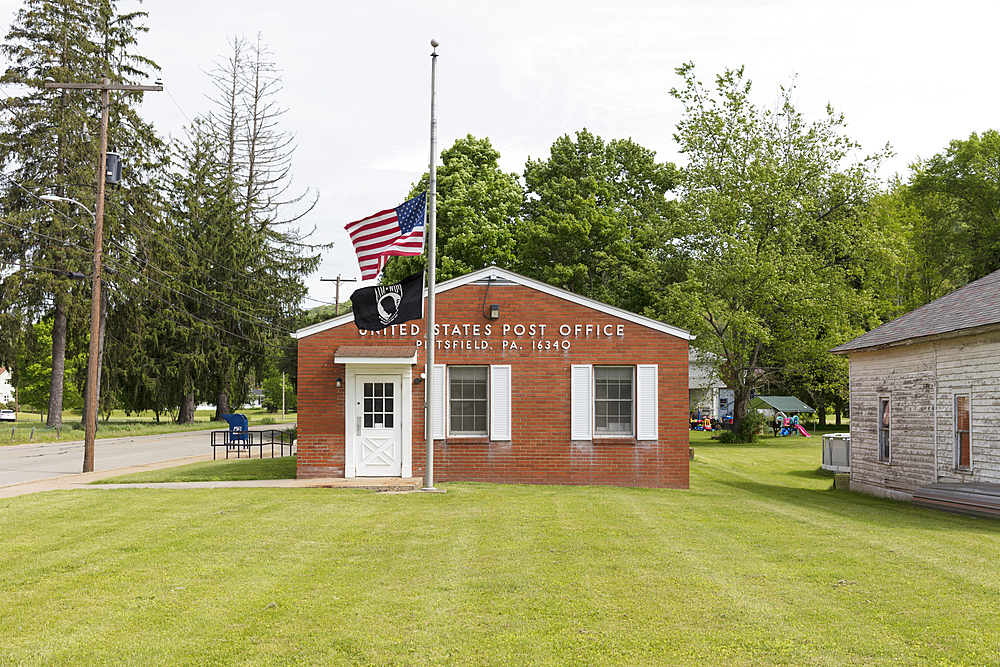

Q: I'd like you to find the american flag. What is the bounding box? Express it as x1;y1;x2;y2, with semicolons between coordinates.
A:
344;192;427;280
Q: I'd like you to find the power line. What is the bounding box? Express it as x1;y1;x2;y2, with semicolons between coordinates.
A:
100;252;297;337
103;198;316;319
104;270;296;352
0;171;304;335
104;278;289;360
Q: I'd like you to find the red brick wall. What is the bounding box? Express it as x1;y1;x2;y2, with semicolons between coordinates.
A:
297;282;689;488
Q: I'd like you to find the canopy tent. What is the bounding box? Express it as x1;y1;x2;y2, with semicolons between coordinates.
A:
749;396;815;414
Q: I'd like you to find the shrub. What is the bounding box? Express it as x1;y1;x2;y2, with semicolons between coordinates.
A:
718;430;739;444
738;409;768;443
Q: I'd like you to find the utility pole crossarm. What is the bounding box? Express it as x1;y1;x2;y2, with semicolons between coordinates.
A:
320;275;357;316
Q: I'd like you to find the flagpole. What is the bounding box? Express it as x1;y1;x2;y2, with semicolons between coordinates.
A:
423;38;441;492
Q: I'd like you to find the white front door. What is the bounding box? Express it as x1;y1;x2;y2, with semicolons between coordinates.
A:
354;375;402;477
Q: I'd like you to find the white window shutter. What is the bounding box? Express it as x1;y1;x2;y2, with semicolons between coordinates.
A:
432;364;446;439
571;364;593;440
490;365;512;441
636;364;658;440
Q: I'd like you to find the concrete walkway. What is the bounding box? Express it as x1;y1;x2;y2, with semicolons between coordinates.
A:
0;453;424;498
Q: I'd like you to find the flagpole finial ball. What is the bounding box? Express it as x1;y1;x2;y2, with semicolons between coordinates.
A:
431;38;439;47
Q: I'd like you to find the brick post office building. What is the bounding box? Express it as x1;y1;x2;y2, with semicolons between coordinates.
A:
293;267;693;488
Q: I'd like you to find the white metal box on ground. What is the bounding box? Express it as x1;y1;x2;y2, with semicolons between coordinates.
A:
822;433;851;473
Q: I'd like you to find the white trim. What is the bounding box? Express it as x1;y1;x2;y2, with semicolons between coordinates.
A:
343;364;413;478
335;352;418;365
431;364;446;439
571;364;593;440
490;365;512;441
636;364;658;440
295;267;694;341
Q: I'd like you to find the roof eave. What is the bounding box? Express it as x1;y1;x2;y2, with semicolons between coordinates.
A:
831;322;1000;355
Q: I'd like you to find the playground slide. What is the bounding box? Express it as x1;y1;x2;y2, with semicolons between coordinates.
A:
795;424;810;437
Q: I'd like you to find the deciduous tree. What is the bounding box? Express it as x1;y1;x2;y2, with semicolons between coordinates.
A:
517;129;681;314
384;135;522;284
909;129;1000;283
664;63;887;431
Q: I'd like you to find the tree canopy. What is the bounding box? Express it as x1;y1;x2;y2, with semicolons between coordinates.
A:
662;63;888;429
383;134;522;285
517;129;681;313
909;129;1000;283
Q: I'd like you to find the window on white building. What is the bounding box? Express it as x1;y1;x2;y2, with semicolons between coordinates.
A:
955;394;971;469
878;397;890;462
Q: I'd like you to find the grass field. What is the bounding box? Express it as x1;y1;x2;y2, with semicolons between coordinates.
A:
0;408;295;446
1;436;999;665
92;455;299;484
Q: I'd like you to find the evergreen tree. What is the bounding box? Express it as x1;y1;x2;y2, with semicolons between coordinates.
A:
195;36;318;419
0;0;164;427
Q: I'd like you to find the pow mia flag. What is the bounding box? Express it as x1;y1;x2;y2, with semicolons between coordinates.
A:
350;271;425;332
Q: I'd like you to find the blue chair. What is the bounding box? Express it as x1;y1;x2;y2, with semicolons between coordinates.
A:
221;413;249;443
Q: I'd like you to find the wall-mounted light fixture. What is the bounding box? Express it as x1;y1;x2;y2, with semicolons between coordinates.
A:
489;304;500;320
414;372;426;386
335;377;343;388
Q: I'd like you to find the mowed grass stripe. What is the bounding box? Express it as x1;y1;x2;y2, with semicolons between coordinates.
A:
1;441;1000;665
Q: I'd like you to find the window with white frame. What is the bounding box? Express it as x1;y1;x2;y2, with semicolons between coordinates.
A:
595;366;634;435
878;397;890;462
572;364;658;441
449;366;488;435
955;394;971;469
431;365;511;441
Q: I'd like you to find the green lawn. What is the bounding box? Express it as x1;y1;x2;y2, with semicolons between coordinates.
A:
1;408;295;446
92;455;298;484
1;438;998;665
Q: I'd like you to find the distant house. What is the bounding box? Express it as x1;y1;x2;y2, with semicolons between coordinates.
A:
0;367;13;405
831;270;1000;500
249;389;264;408
688;350;727;419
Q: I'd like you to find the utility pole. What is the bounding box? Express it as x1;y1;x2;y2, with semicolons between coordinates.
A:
45;78;161;473
319;275;357;315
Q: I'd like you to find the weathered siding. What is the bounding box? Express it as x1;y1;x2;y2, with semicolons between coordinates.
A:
934;329;1000;485
848;345;937;499
847;327;1000;499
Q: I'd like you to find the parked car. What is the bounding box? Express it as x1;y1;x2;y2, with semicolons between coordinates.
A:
0;409;15;422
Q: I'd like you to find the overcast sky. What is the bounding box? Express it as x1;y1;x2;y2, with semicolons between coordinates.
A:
2;0;997;306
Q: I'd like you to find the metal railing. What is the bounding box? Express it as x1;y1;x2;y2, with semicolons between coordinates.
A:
210;428;295;460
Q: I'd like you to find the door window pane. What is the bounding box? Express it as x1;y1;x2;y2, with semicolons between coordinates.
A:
363;382;394;429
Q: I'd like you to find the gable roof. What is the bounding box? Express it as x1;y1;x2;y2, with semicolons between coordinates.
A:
831;269;1000;354
295;267;693;341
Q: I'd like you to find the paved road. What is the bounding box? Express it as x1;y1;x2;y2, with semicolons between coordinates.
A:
0;424;295;489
